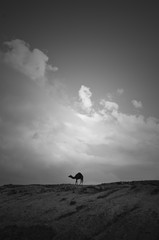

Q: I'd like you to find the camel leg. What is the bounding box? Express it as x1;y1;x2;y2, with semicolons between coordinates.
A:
80;179;83;185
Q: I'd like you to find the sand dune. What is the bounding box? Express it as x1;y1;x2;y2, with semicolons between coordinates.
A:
0;181;159;239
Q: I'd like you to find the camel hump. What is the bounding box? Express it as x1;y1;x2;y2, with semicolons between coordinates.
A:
75;172;83;179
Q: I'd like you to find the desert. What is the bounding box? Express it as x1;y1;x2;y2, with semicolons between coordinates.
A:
0;180;159;240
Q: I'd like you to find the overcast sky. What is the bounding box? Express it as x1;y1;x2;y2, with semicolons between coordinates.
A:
0;1;159;185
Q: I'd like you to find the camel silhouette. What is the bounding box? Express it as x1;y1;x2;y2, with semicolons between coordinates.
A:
68;172;84;185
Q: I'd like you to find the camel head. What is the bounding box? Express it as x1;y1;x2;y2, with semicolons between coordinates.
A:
68;175;76;180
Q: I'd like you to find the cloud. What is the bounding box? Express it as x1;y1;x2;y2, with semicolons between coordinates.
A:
100;99;119;112
3;39;56;83
105;89;124;101
78;85;93;113
46;65;58;72
132;99;143;109
107;93;113;100
117;88;124;95
0;80;159;184
0;40;159;184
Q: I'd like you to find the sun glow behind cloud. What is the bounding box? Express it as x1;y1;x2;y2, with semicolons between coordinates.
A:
0;39;159;184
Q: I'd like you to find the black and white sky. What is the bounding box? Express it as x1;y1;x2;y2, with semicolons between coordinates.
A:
0;1;159;184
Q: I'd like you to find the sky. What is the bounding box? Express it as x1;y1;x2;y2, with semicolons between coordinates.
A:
0;1;159;185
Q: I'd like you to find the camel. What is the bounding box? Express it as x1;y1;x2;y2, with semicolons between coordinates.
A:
68;172;84;185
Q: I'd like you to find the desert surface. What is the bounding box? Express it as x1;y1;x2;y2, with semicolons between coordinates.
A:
0;180;159;240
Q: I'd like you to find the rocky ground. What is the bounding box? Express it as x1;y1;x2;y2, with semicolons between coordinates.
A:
0;181;159;239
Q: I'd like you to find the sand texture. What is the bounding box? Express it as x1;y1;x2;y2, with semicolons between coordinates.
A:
0;181;159;239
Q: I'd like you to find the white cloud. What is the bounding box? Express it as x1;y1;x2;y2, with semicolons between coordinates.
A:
117;88;124;95
78;85;93;113
107;93;113;100
132;99;143;109
100;99;119;112
1;39;159;183
46;65;58;72
3;39;56;82
1;78;159;183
